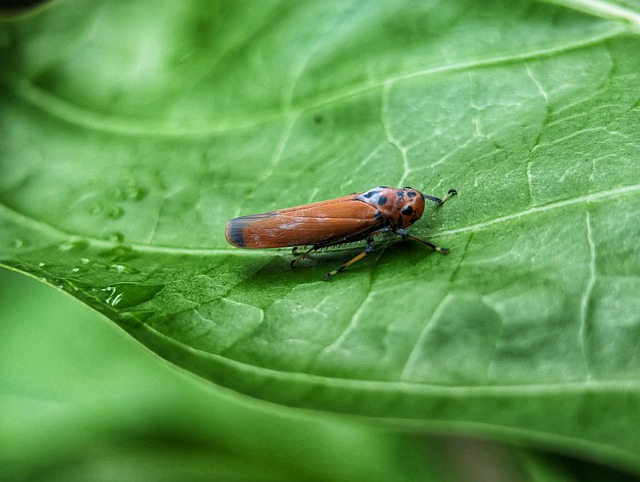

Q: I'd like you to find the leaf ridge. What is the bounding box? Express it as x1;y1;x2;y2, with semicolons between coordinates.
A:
4;28;627;138
440;184;640;238
578;209;597;379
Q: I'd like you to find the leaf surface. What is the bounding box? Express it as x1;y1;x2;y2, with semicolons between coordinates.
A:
1;0;639;469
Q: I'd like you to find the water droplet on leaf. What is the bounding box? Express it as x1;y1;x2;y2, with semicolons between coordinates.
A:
87;203;103;215
108;263;138;274
110;183;148;202
97;283;164;309
11;238;31;249
107;232;125;243
126;185;148;201
58;238;89;252
98;245;137;262
107;206;125;219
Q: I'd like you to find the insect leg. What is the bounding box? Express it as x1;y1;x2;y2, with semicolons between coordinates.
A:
396;230;450;255
424;188;457;205
324;236;375;281
290;246;315;267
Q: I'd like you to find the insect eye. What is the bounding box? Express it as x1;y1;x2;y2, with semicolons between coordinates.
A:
401;206;413;216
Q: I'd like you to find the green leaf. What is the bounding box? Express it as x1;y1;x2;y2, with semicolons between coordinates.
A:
1;0;639;473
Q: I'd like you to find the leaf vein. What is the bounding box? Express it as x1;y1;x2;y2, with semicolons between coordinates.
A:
579;209;597;379
438;184;640;238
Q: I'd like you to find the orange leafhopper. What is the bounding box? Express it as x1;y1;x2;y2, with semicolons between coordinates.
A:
225;186;456;280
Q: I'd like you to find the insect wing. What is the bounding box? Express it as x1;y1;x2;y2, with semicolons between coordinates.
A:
225;194;380;248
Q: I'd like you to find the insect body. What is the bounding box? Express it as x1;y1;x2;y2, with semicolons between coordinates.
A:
225;186;456;280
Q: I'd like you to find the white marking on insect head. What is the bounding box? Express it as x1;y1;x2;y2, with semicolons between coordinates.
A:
356;187;386;207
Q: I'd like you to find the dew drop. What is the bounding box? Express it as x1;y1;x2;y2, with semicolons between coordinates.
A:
108;263;138;275
107;206;125;219
101;286;124;307
56;277;91;293
87;203;103;215
81;257;90;265
98;245;137;263
11;237;31;249
58;238;89;252
109;186;126;202
126;185;148;201
38;262;46;267
110;183;148;202
107;232;125;243
97;283;164;309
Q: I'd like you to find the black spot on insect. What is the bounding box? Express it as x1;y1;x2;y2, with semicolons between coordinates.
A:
396;190;404;197
374;210;383;220
401;206;413;216
407;191;417;198
377;195;387;206
363;189;378;199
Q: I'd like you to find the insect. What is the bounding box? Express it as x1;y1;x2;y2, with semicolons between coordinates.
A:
225;186;457;280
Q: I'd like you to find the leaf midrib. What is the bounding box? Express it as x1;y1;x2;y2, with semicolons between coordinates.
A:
1;183;637;257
